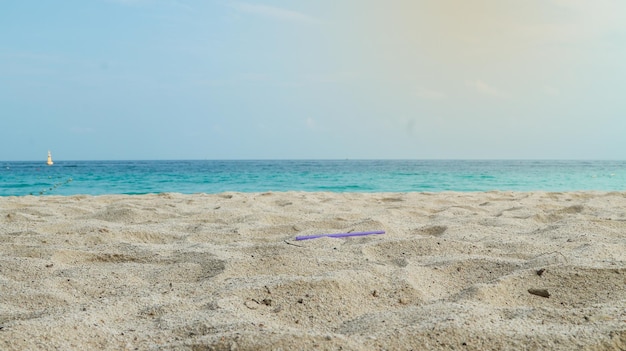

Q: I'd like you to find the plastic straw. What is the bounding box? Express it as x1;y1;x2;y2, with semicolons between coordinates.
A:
295;230;385;241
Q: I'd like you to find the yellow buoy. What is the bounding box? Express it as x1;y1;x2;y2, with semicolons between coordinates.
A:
47;151;54;166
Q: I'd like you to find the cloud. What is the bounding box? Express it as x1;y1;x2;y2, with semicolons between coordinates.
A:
305;118;316;130
512;1;626;48
105;0;149;5
106;0;193;11
232;3;319;24
415;87;446;100
467;79;508;98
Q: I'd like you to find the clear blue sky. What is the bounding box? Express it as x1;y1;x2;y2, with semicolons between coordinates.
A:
2;0;625;160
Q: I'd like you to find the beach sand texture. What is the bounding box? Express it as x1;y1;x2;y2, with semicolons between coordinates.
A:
1;192;625;350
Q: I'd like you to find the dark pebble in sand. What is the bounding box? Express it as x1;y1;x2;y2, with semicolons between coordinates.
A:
528;288;550;298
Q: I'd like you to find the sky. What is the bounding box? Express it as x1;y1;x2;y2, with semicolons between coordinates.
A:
1;0;625;160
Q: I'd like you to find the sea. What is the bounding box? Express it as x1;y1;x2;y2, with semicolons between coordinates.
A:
1;160;624;196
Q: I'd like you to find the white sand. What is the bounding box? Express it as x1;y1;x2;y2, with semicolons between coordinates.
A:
1;192;625;350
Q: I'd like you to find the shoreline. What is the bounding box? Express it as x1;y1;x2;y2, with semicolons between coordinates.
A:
3;188;626;197
1;191;625;350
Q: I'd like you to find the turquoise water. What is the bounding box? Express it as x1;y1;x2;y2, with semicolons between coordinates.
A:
1;160;624;196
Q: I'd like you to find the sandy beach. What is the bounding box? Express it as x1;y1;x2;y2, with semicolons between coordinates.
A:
1;191;625;350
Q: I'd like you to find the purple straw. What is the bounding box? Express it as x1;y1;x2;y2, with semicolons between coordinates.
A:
295;230;385;241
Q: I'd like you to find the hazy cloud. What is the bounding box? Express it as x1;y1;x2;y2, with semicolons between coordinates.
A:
515;0;626;46
106;0;149;5
232;3;318;24
467;79;508;98
107;0;193;11
305;118;317;130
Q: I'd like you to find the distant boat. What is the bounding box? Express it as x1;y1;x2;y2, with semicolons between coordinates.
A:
47;151;54;166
